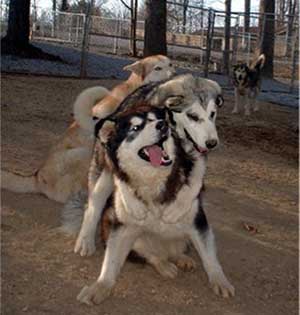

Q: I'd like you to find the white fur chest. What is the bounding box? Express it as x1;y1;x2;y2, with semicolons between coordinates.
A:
114;157;206;239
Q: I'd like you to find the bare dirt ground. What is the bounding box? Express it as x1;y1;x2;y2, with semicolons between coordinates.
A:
1;74;299;315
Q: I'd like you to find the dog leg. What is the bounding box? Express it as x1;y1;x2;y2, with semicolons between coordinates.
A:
74;169;113;256
253;97;259;112
188;205;234;298
232;88;239;114
244;95;251;116
77;225;140;305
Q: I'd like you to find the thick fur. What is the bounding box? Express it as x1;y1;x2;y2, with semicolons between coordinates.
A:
73;74;224;255
78;99;234;304
70;75;234;305
232;54;265;116
2;55;174;203
2;86;108;202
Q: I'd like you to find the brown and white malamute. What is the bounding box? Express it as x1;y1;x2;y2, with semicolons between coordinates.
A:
232;54;265;116
72;75;234;305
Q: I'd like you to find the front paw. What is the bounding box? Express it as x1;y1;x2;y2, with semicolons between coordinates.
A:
74;233;96;256
77;282;112;305
209;273;235;298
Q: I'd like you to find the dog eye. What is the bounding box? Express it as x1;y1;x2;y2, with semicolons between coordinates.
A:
154;66;162;71
210;111;216;119
187;113;199;122
132;125;141;132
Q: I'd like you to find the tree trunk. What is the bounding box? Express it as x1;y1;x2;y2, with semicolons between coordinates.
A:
4;0;30;48
143;0;167;56
1;0;62;60
286;0;297;57
244;0;250;34
182;0;189;34
61;0;68;11
258;0;275;77
223;0;231;75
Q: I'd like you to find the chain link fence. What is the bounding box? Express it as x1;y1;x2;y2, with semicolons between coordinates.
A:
0;2;298;91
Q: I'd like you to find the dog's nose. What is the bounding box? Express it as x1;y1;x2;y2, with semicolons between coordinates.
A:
205;139;218;149
156;120;168;133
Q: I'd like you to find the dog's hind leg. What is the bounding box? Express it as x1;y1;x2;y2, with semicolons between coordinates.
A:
132;237;179;278
74;169;113;256
77;225;140;305
188;206;235;298
232;88;239;114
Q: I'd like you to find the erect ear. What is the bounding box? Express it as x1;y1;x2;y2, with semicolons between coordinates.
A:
164;95;186;112
252;54;265;70
98;120;116;145
150;74;195;111
123;60;145;77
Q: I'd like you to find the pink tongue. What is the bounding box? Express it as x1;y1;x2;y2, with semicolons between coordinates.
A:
147;145;163;167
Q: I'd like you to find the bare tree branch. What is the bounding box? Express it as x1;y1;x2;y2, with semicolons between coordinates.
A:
119;0;132;12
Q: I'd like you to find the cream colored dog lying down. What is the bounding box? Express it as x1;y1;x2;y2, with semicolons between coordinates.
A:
2;55;175;202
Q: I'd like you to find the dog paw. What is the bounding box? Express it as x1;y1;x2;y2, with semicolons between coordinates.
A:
74;234;96;256
174;255;196;272
153;260;178;279
231;109;239;114
77;282;112;305
209;273;235;298
253;106;259;112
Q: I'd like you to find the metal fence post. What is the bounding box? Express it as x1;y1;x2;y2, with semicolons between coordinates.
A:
204;9;213;78
290;28;299;93
80;0;94;78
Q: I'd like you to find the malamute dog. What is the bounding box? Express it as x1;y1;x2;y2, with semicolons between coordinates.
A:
232;54;265;116
2;55;174;202
73;75;224;256
72;75;234;305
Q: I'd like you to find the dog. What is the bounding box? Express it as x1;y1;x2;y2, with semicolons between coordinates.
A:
232;54;265;115
73;74;224;256
73;76;234;305
1;55;174;203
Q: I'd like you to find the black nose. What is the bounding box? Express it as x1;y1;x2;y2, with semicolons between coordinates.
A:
205;139;218;149
156;120;168;133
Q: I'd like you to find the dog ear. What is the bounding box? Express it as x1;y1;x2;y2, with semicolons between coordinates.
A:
252;54;265;70
164;95;185;112
99;120;116;145
123;60;145;77
215;95;224;107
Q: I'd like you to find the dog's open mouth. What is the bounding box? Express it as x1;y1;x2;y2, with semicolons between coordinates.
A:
196;146;208;155
138;138;172;167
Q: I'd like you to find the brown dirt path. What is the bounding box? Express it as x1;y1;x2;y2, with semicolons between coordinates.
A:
1;74;298;315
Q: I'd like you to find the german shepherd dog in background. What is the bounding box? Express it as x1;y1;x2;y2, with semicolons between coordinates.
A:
232;54;265;116
68;75;234;305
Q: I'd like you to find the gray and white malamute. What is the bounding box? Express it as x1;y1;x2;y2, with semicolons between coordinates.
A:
73;75;234;305
232;54;265;115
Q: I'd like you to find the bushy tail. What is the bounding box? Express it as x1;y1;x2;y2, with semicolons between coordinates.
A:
60;190;88;235
73;86;109;133
1;170;38;193
251;54;266;71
